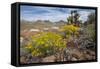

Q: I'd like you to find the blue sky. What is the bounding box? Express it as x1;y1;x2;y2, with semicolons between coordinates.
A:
20;5;95;22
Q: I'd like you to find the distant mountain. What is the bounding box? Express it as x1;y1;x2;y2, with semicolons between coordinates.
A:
55;20;66;23
21;20;53;30
54;20;67;26
20;20;66;30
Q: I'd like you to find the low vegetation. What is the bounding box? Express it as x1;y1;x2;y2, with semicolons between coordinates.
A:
20;11;96;64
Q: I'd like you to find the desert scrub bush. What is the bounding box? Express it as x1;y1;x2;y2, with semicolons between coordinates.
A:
60;25;80;39
85;24;95;41
25;32;66;57
79;24;96;50
20;47;31;56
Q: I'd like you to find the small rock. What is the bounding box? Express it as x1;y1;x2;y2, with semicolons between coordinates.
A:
71;57;78;61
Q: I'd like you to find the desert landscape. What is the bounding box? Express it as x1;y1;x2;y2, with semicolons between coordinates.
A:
20;6;96;64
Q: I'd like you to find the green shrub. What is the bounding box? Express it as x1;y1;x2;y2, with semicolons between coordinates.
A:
25;32;66;57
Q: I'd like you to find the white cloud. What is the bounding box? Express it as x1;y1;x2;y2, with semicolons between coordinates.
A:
20;6;95;22
79;10;95;22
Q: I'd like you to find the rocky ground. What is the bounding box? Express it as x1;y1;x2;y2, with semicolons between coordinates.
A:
20;47;95;64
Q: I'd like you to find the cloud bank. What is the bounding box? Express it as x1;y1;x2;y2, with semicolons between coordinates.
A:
20;5;95;22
